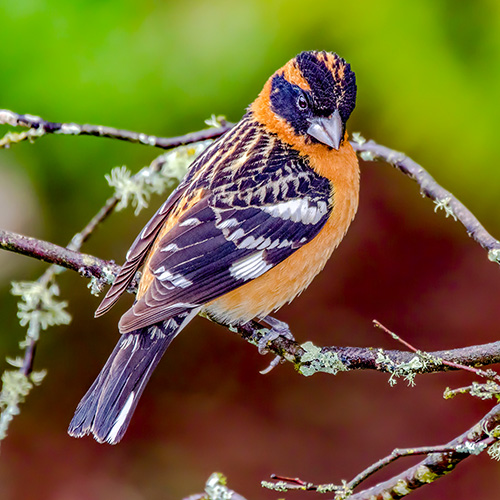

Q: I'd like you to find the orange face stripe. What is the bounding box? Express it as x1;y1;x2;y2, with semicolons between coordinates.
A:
281;60;311;91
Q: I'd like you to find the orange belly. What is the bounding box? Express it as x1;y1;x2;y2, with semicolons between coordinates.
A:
205;140;359;324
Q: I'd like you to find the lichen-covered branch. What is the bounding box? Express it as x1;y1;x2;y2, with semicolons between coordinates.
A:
262;403;500;499
0;109;232;150
3;227;499;376
2;109;499;265
2;113;500;498
234;319;500;376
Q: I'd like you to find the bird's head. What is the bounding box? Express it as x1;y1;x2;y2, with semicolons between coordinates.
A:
251;51;357;151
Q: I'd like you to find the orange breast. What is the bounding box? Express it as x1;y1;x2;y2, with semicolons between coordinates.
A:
205;139;359;324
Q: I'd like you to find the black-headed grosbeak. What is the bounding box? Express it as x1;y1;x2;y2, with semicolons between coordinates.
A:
68;50;359;444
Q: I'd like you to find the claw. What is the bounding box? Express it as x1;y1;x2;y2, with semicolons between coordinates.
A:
258;316;295;373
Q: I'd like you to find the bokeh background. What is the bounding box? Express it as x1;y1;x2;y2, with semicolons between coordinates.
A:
1;1;500;499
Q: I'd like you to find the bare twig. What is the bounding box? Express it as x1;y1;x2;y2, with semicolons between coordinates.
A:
0;109;233;150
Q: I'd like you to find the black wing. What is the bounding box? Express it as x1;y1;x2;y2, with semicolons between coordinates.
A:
119;128;333;332
94;130;233;317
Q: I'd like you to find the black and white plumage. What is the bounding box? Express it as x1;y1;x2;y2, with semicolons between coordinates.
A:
68;50;359;444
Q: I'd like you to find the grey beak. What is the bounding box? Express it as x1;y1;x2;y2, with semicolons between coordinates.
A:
306;109;343;150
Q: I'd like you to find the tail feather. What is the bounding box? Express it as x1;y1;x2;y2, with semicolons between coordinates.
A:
68;310;197;444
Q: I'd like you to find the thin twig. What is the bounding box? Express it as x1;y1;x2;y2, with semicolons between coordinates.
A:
264;403;500;499
0;228;119;281
374;320;500;383
347;404;500;499
0;109;232;150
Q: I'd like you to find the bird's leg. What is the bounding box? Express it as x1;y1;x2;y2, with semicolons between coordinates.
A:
256;315;295;374
203;312;294;373
258;315;295;353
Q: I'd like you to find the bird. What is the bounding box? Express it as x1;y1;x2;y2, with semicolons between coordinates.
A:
68;50;360;444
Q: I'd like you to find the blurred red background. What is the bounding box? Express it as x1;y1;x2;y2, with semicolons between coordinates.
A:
1;158;499;499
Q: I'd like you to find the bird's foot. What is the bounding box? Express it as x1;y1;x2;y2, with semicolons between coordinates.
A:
257;316;295;374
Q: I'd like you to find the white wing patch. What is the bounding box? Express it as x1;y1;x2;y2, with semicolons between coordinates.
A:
155;266;193;288
229;251;272;281
179;217;202;227
262;199;327;225
161;243;180;253
216;217;239;229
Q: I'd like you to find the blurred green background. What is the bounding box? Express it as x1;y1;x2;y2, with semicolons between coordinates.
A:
1;1;500;499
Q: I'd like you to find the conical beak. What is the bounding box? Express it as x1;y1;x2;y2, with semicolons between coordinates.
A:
306;109;344;150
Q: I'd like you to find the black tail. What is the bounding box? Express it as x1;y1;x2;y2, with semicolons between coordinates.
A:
68;311;195;444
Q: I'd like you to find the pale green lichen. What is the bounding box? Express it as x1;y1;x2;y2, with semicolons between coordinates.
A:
298;342;347;377
414;465;439;483
204;472;241;500
488;248;500;265
444;380;500;401
87;276;104;296
376;350;429;387
488;441;500;461
106;141;212;216
320;482;346;494
392;479;411;496
386;151;406;165
469;380;500;400
261;481;289;492
105;166;150;215
205;114;227;128
351;131;366;146
433;197;457;221
0;369;46;440
359;150;375;162
456;440;488;456
331;480;352;499
486;425;500;461
0;126;45;148
0;279;69;442
11;280;71;342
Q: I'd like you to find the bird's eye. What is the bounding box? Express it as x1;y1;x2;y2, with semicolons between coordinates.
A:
297;94;308;110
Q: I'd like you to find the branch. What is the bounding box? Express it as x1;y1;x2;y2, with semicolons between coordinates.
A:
0;109;233;150
351;136;500;265
0;228;119;281
2;226;499;375
2;110;499;263
263;402;500;499
234;318;500;375
2;114;500;497
347;402;500;499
